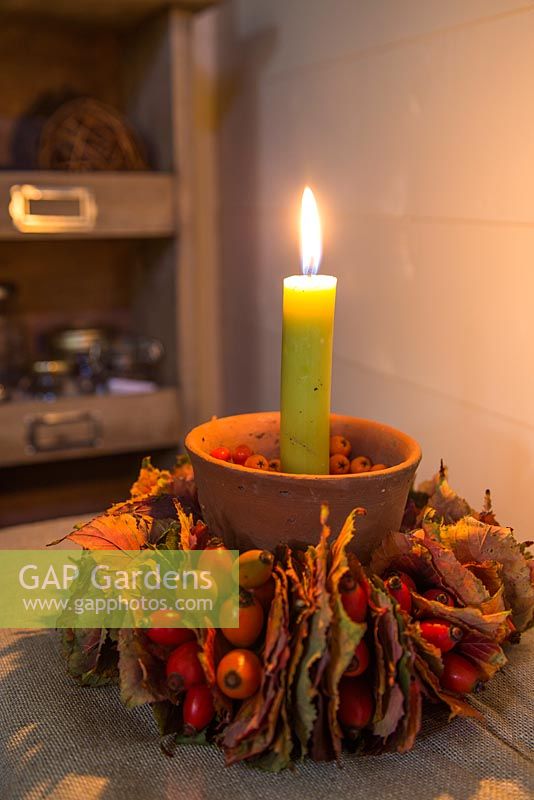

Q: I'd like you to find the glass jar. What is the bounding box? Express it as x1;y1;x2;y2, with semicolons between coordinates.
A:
49;327;108;395
30;360;77;401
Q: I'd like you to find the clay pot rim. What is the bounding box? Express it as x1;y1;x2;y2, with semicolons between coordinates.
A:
185;411;422;481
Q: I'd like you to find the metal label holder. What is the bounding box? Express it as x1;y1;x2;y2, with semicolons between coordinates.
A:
9;183;98;233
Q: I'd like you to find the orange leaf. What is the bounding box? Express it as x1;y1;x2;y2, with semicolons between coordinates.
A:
52;513;151;551
130;457;173;502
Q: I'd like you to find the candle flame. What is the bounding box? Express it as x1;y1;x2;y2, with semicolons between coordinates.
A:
300;186;322;276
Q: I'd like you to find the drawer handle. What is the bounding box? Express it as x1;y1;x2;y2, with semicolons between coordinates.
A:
9;184;97;233
26;411;100;453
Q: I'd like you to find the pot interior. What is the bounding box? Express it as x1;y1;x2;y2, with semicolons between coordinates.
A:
188;412;417;471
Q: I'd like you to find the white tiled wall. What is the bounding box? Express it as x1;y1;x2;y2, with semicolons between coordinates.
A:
197;0;534;540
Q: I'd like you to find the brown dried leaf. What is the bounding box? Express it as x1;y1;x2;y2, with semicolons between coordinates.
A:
50;513;151;550
129;457;174;501
118;629;171;708
61;628;118;686
294;523;333;759
422;536;489;606
411;592;509;641
426;474;474;523
223;567;292;766
391;611;421;753
414;654;482;721
325;511;367;758
198;628;233;725
368;580;405;742
456;631;507;681
437;517;534;631
464;560;504;598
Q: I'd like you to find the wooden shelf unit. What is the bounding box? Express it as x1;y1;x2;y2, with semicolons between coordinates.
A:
0;2;221;523
0;172;176;239
0;388;181;467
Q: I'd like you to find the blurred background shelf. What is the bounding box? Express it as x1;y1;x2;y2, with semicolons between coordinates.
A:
0;171;175;239
0;1;221;526
0;0;218;27
0;387;181;467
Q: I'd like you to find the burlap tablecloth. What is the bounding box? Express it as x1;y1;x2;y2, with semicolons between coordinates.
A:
0;518;532;800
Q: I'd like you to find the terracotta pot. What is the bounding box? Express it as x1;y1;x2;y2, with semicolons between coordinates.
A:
185;412;422;564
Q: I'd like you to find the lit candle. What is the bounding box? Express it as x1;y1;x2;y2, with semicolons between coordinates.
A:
280;187;337;474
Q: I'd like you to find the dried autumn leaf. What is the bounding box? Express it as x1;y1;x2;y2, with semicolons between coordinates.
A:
479;585;507;616
61;628;118;687
284;548;316;760
172;455;195;483
370;530;483;610
390;609;421;753
409;624;482;721
464;560;504;598
151;700;182;737
414;653;482;721
129;457;174;501
118;628;171;708
435;516;534;631
477;489;500;526
408;621;443;677
368;580;405;744
197;628;233;726
325;511;367;759
109;453;199;520
173;501;195;551
252;699;293;773
49;513;151;550
370;530;445;590
294;522;333;760
422;536;490;606
419;464;474;524
411;592;509;641
109;493;195;523
222;567;292;767
456;631;507;681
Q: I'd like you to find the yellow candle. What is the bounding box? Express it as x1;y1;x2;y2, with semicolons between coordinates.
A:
280;188;337;474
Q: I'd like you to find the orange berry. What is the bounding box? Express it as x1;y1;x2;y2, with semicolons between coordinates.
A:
221;590;264;647
329;454;350;475
244;454;269;470
350;456;372;474
330;435;352;458
216;649;262;699
370;463;387;472
268;458;281;471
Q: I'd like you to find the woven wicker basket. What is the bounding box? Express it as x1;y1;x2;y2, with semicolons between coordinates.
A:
38;97;147;171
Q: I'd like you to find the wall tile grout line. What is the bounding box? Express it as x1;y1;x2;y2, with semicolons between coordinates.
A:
221;208;534;230
257;323;534;436
332;353;534;436
261;3;534;85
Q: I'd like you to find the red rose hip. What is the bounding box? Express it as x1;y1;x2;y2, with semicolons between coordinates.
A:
419;619;463;653
386;570;417;592
210;446;232;462
344;639;370;677
232;444;253;465
166;640;206;691
385;574;412;613
183;685;215;732
337;676;374;730
441;652;484;695
423;588;455;606
340;573;367;622
146;608;196;648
